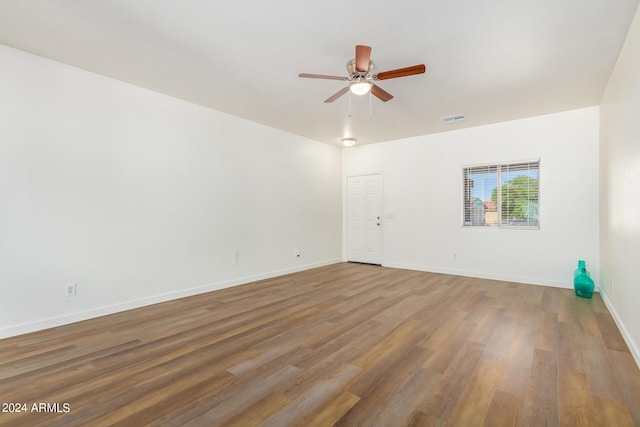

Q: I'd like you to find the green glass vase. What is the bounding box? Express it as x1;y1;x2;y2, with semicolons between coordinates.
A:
573;260;594;298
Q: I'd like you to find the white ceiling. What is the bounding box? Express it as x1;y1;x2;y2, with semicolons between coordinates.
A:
0;1;638;146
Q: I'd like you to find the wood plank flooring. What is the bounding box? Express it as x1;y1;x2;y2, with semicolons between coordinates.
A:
1;263;639;426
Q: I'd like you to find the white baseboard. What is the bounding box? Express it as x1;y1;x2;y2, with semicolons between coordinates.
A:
0;258;342;340
599;290;640;369
382;262;574;289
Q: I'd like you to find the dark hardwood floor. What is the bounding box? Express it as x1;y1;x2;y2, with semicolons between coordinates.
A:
1;263;639;426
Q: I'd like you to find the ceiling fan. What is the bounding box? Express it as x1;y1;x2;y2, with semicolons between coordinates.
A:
299;45;426;103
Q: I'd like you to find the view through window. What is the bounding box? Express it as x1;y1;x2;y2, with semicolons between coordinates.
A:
463;160;540;228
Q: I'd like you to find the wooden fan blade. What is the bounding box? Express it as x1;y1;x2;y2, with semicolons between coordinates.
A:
375;64;426;80
355;45;372;72
324;86;349;103
371;84;394;102
299;73;349;81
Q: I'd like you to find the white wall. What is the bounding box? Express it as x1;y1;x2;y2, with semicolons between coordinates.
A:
343;107;600;288
600;4;640;365
0;45;342;338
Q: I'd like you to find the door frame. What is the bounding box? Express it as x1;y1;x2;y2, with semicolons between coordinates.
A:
344;173;384;265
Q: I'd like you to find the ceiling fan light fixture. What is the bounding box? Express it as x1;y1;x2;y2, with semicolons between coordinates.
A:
299;44;425;104
349;80;371;96
341;137;357;147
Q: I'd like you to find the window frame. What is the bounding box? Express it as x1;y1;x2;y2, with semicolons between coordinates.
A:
462;159;540;230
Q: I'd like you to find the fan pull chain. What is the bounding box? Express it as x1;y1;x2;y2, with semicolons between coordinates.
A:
369;90;372;118
348;91;352;118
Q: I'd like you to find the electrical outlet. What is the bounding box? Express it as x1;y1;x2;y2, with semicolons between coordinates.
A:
65;283;76;297
233;249;239;265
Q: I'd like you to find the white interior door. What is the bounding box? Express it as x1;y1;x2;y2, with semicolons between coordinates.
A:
347;174;383;264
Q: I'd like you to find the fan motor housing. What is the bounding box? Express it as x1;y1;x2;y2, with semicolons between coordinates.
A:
347;59;374;77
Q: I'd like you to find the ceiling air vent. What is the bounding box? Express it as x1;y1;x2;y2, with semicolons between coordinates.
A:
441;114;465;123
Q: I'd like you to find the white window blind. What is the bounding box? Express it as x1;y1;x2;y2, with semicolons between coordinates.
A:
463;160;540;228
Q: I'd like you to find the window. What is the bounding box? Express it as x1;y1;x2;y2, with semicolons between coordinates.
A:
463;160;539;228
